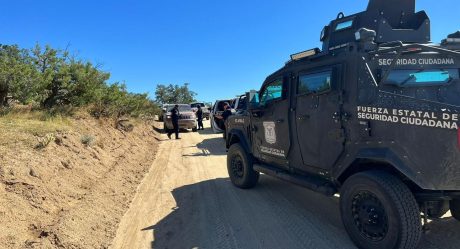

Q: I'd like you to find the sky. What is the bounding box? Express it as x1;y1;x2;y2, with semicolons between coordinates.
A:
1;0;459;103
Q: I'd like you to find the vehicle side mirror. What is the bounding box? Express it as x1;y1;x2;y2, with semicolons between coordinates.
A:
246;90;260;110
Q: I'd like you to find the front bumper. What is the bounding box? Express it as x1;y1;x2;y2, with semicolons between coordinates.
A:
165;119;197;130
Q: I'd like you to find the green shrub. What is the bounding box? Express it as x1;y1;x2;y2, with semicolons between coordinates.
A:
35;133;56;149
80;135;95;147
0;43;162;118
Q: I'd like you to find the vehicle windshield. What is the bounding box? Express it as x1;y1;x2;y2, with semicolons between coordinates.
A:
385;69;459;87
167;105;192;112
191;103;205;108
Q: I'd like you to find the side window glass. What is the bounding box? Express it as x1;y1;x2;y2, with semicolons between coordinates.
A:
260;79;283;105
298;70;332;95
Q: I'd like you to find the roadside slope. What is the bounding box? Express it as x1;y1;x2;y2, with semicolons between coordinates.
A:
0;114;159;248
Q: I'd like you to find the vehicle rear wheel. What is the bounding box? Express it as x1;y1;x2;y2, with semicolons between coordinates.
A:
340;171;422;249
451;199;460;221
227;143;259;189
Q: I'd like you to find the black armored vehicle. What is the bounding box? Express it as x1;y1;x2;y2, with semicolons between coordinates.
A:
225;0;460;248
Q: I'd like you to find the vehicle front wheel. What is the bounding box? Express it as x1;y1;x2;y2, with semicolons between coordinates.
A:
227;143;259;189
451;199;460;221
192;127;197;132
340;171;422;249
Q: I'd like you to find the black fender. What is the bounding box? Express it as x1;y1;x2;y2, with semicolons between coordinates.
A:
334;147;435;190
226;129;251;154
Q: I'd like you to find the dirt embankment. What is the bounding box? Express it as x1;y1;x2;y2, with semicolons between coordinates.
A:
0;113;159;248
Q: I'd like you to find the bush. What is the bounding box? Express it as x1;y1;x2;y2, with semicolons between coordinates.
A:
35;133;56;149
0;43;162;118
80;135;96;147
0;106;12;116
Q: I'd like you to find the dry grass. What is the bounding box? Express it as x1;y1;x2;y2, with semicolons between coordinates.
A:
0;109;72;147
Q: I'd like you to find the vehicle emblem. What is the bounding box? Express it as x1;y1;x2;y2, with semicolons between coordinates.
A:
263;122;277;144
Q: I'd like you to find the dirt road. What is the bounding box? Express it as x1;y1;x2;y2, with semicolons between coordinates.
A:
111;121;460;249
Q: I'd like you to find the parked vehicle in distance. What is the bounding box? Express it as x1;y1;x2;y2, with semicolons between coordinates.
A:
163;104;197;132
190;102;210;120
210;99;233;133
225;0;460;249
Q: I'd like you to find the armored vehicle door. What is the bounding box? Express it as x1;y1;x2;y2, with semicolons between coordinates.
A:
294;65;345;170
251;76;290;168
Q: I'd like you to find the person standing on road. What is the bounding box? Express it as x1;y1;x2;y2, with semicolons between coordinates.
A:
216;102;232;138
196;106;204;130
167;105;180;139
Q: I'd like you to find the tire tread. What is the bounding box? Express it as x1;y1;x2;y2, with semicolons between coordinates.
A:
342;171;422;249
227;143;259;189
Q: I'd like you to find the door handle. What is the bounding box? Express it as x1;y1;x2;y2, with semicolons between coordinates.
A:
276;119;284;123
297;115;310;120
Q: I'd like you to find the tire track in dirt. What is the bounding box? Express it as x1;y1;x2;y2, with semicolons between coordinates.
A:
111;121;460;249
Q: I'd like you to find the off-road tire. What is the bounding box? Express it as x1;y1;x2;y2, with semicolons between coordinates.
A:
192;127;198;132
227;143;259;189
451;199;460;221
340;171;422;249
163;123;167;133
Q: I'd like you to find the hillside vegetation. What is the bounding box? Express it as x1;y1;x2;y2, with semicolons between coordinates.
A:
0;44;159;118
0;44;165;248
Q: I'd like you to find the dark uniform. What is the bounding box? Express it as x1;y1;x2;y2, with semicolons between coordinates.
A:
196;107;204;130
168;106;180;139
221;105;232;138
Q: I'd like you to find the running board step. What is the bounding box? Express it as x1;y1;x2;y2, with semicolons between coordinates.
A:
253;164;337;197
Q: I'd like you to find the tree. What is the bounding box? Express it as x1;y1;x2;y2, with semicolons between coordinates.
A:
154;83;197;104
31;44;70;108
0;43;159;118
0;45;38;106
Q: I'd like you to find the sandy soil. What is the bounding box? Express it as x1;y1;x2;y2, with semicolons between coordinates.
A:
111;120;460;249
0;115;159;248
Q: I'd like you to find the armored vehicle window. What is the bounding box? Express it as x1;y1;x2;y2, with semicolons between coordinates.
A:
385;69;459;87
335;20;353;31
298;70;332;95
260;79;283;105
